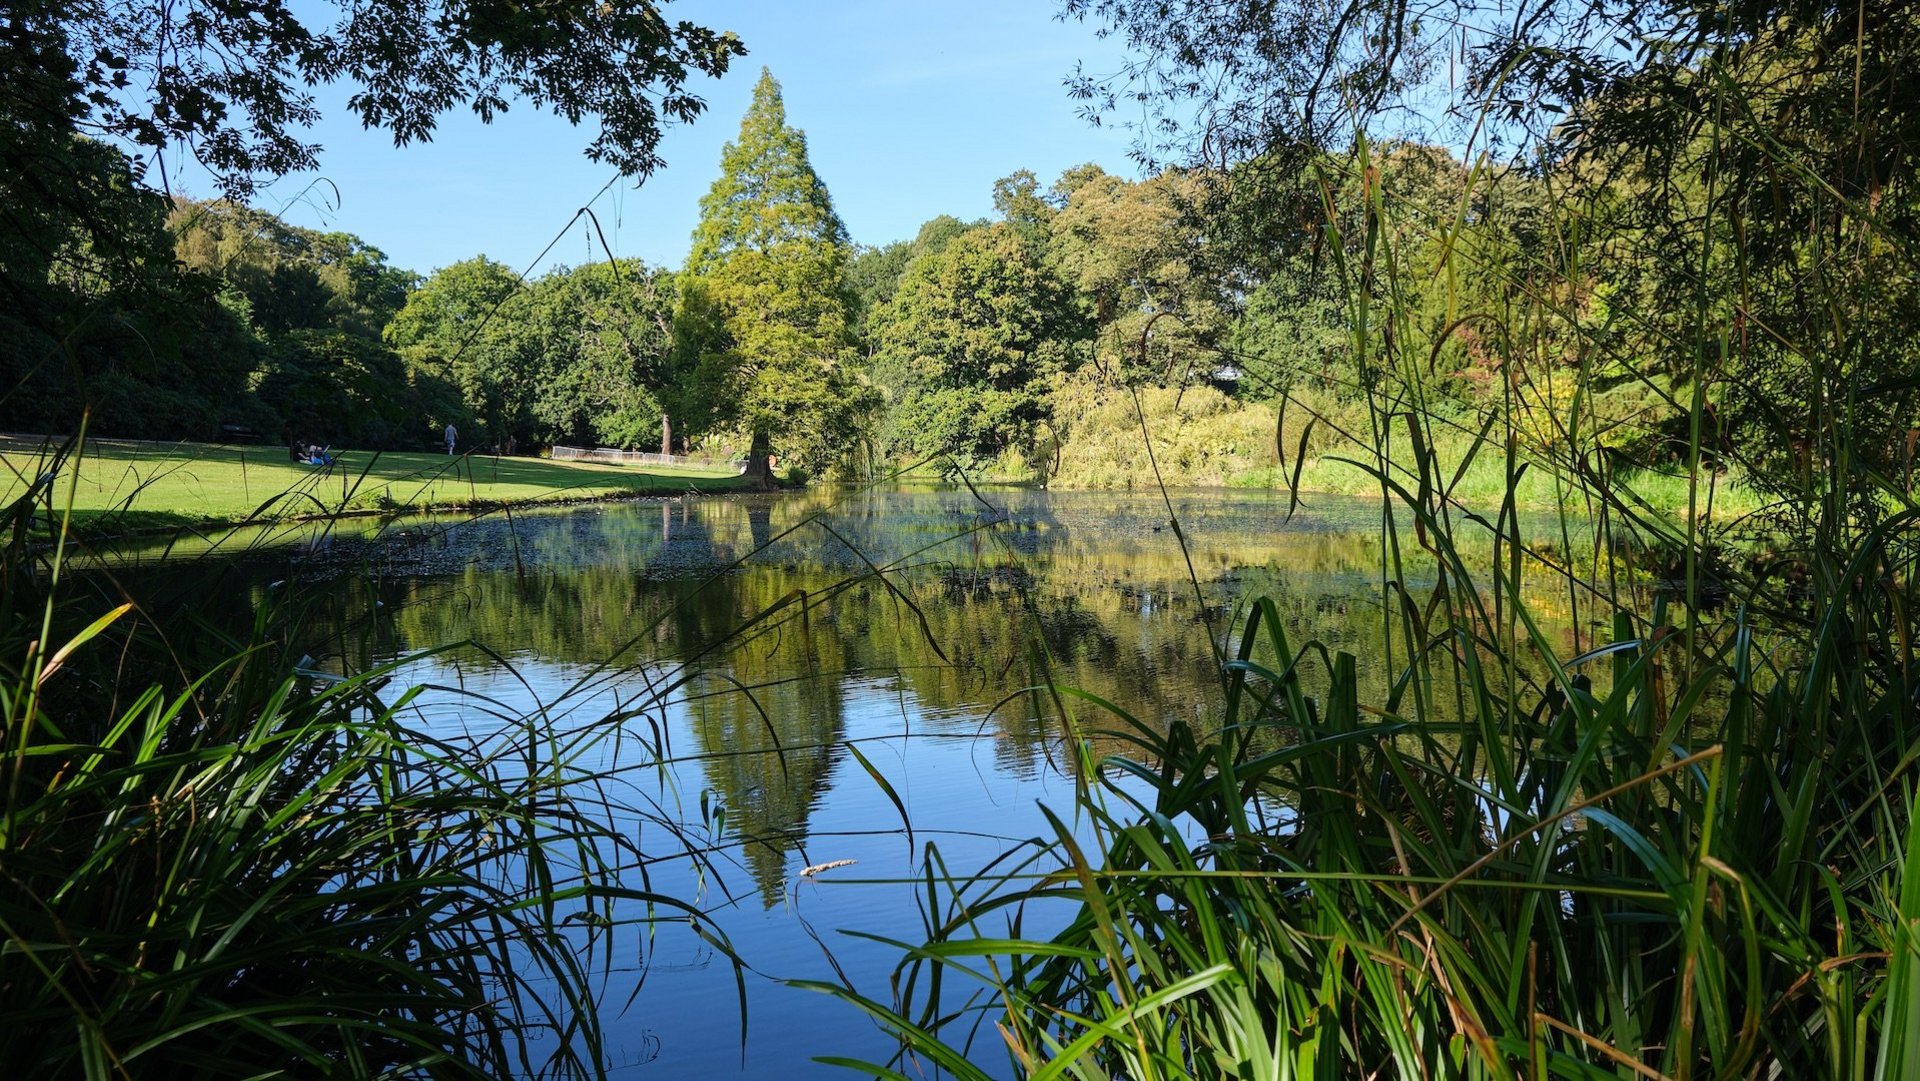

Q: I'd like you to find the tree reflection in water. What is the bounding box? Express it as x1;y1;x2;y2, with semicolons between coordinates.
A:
106;486;1602;903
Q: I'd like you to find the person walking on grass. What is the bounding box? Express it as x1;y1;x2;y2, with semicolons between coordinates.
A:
444;422;457;456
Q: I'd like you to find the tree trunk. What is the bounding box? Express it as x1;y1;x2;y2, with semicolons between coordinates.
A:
742;428;776;488
660;412;672;456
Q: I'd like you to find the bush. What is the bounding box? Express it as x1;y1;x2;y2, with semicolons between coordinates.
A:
1048;373;1281;488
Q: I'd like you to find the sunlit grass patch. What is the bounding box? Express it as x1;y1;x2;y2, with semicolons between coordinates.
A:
0;434;747;531
0;448;742;1076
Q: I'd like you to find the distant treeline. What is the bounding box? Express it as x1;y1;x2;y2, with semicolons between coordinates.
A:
0;181;679;453
6;70;1915;508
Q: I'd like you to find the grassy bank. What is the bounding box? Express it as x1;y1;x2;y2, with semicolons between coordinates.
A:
892;381;1770;523
0;435;748;531
0;452;735;1076
812;116;1916;1076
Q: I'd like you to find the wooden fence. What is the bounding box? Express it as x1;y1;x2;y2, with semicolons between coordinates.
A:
550;445;747;472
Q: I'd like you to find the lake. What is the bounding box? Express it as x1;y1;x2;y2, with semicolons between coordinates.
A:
108;484;1602;1076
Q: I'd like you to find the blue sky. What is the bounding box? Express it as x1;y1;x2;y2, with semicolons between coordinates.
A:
221;1;1137;278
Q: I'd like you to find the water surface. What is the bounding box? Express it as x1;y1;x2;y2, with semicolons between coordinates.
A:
117;485;1601;1076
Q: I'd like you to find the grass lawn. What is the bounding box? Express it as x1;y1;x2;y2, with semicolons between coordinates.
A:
0;435;749;531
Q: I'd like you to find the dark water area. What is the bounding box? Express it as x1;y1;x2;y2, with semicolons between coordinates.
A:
99;485;1605;1076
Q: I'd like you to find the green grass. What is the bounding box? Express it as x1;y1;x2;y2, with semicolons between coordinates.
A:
803;120;1916;1079
0;435;748;531
0;453;740;1077
1228;438;1771;523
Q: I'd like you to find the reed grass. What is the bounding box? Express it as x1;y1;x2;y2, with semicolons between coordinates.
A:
805;64;1919;1081
0;436;731;1078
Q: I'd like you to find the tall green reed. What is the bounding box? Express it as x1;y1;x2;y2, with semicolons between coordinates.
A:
810;63;1918;1081
0;436;726;1078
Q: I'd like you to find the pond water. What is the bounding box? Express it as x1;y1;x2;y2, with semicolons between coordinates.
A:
112;485;1603;1076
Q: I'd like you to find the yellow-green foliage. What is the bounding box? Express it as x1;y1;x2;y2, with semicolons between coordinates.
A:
1048;375;1279;488
1041;375;1764;520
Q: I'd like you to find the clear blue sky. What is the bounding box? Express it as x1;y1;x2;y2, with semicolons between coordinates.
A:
219;1;1137;279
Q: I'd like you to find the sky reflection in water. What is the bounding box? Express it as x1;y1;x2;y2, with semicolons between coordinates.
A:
130;485;1599;1076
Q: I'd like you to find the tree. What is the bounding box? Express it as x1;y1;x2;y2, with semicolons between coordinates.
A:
992;169;1055;238
385;257;525;444
0;130;269;441
1049;168;1230;385
523;261;678;449
172;200;418;340
869;222;1087;465
9;0;745;200
256;330;414;447
910;215;974;259
0;11;169;316
847;241;915;340
673;69;864;483
686;71;850;274
847;215;984;343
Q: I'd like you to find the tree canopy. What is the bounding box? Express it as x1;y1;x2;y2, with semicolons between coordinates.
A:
673;69;863;482
7;0;745;199
386;257;678;451
870;222;1086;465
686;70;850;274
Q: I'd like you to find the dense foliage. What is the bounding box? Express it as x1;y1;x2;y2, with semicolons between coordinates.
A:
4;0;1920;1074
869;222;1084;465
670;69;866;482
385;256;679;451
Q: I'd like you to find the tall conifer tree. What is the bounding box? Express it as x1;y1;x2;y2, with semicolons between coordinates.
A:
673;69;862;483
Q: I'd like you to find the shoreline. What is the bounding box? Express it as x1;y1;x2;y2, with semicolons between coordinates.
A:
1;437;756;541
47;479;756;543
